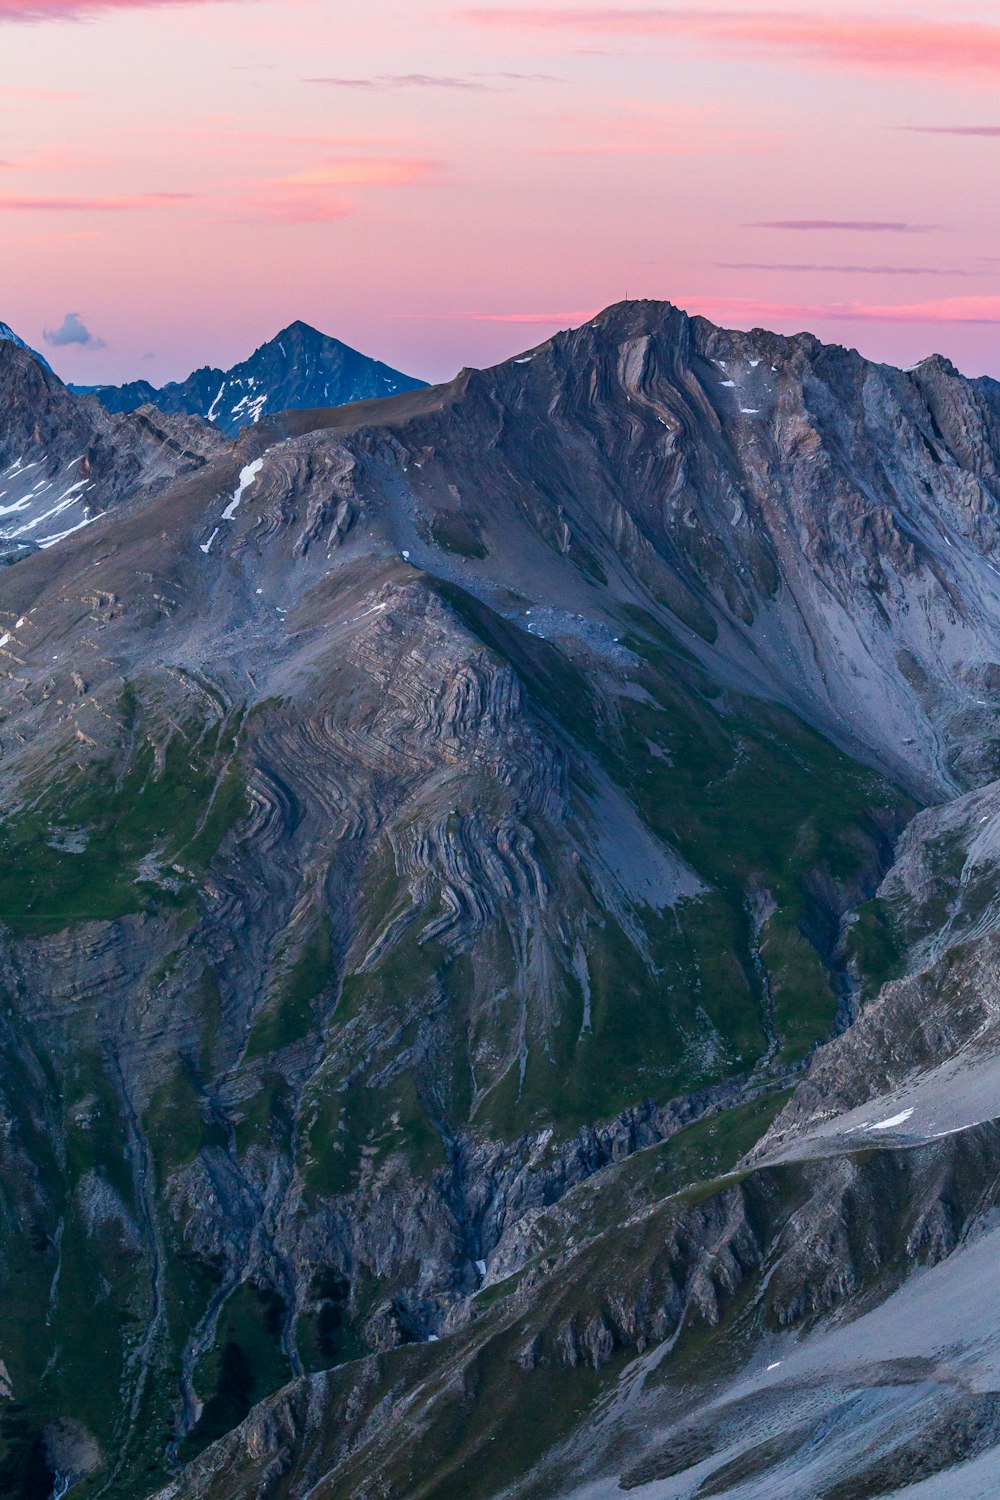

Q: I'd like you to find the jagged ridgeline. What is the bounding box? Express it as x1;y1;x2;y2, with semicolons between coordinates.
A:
71;320;427;437
3;300;1000;1498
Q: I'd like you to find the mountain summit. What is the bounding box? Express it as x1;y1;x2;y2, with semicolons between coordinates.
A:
75;320;427;435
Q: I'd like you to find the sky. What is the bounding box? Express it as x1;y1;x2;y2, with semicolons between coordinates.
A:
1;0;999;386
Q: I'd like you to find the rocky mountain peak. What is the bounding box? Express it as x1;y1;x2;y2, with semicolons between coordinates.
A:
76;321;428;435
911;350;962;378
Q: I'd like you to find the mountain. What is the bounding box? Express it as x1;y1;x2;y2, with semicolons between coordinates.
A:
3;299;1000;1498
0;319;51;371
74;320;427;435
0;340;226;563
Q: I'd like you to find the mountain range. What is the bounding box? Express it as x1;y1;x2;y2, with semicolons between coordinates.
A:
72;321;427;435
2;299;1000;1498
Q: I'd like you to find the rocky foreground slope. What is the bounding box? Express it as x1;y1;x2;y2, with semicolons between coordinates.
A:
2;301;1000;1498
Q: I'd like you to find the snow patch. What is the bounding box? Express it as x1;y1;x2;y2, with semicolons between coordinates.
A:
206;383;226;423
221;458;263;521
869;1108;914;1132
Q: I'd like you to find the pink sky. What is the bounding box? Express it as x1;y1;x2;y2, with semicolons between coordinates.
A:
1;0;999;384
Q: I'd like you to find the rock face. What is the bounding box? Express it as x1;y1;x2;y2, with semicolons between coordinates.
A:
0;319;51;371
5;299;1000;1498
76;321;427;434
0;341;227;554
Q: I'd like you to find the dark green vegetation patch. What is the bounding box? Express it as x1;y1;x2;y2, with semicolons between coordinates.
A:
0;692;248;934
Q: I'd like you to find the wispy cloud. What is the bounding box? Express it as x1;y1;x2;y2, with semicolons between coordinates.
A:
397;309;596;323
233;198;353;225
281;156;439;189
681;293;1000;326
535;100;776;158
304;70;560;91
217;154;441;225
154;124;407;155
898;125;1000;136
0;191;191;209
0;0;250;18
748;220;940;233
461;9;1000;84
718;262;983;278
305;74;493;92
485;70;562;81
542;137;771;156
409;297;1000;331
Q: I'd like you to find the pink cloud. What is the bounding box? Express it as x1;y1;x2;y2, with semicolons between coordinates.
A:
0;0;249;17
229;198;353;225
398;309;598;324
542;139;772;156
148;126;407;159
899;125;1000;137
462;9;1000;83
0;192;191;209
535;100;778;158
681;293;1000;327
423;299;1000;331
227;154;443;225
718;262;983;278
305;73;494;92
749;220;940;233
281;157;439;189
